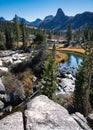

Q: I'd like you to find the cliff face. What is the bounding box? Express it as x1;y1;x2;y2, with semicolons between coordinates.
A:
0;95;92;130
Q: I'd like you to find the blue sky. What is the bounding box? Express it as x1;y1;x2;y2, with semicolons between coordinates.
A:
0;0;93;21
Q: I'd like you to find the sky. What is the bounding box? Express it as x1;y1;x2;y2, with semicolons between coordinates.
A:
0;0;93;21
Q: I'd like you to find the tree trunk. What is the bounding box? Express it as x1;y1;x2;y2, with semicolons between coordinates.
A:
84;71;91;116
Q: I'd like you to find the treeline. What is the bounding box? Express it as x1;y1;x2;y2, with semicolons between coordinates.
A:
0;15;42;50
66;23;93;47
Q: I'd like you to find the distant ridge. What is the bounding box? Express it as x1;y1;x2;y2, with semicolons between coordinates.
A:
0;8;93;30
39;8;93;30
30;18;42;26
12;15;31;25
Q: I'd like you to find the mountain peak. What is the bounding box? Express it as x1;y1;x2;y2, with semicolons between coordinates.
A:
56;8;65;17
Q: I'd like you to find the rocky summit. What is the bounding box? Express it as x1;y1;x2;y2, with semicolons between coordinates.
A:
0;95;92;130
39;8;69;30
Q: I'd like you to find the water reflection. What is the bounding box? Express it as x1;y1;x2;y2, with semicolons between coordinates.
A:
60;52;83;67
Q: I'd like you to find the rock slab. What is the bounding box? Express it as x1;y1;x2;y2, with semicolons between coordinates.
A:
0;112;24;130
25;95;83;130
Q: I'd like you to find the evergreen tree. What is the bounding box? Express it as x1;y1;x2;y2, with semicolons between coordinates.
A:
48;31;52;39
34;31;45;45
32;31;46;56
74;29;93;116
20;19;27;48
41;55;58;99
0;31;6;49
5;28;14;49
74;64;86;114
66;23;72;46
84;30;93;115
52;43;56;59
40;44;58;99
14;14;21;48
83;26;89;41
31;31;47;77
74;29;81;43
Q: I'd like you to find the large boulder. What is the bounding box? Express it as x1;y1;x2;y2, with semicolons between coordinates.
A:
0;112;24;130
25;95;83;130
57;78;75;98
0;95;92;130
0;67;8;72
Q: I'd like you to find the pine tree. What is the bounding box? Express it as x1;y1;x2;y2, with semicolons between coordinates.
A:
74;29;93;116
66;23;72;46
14;14;21;48
20;19;27;48
74;29;81;43
40;44;58;99
74;63;86;114
34;31;45;45
52;43;56;59
0;31;6;49
41;56;58;99
84;30;93;115
48;31;52;39
31;31;47;77
5;28;14;49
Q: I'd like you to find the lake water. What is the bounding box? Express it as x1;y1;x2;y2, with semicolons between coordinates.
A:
59;51;83;67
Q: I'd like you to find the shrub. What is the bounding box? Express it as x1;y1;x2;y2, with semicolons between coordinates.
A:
2;73;25;101
16;69;34;97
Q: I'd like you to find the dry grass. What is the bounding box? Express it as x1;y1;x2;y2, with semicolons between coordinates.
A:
48;50;68;63
56;48;85;54
18;42;23;47
55;51;68;63
56;44;64;49
49;45;85;54
22;73;34;96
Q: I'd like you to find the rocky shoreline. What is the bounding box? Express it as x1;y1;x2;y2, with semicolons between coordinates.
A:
57;65;77;98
